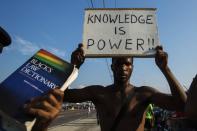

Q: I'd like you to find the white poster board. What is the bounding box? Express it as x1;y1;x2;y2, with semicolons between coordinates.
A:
82;8;160;57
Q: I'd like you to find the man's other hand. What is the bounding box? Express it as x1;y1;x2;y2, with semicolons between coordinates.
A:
155;46;168;70
71;43;85;69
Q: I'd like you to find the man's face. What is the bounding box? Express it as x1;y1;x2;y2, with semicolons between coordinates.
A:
111;57;133;83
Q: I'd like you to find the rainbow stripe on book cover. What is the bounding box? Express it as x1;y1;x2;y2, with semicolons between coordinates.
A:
34;49;69;72
0;49;74;123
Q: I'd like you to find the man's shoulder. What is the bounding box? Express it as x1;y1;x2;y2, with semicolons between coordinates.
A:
85;85;113;97
87;84;115;93
83;85;106;92
89;84;114;90
135;86;158;93
86;85;105;88
66;85;105;92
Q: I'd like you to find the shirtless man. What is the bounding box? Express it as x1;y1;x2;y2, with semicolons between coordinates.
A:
64;45;186;131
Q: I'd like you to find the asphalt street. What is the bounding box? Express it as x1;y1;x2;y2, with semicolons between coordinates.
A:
48;109;100;131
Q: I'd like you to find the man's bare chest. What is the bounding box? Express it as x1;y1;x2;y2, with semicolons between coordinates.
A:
96;92;148;118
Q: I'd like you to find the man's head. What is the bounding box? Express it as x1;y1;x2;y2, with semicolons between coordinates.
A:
111;57;133;84
0;26;11;53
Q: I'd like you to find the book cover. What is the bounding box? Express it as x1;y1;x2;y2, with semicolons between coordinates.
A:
0;49;78;125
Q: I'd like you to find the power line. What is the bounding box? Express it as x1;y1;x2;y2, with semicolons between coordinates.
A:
105;59;113;83
101;0;113;83
90;0;94;8
103;0;105;8
86;0;91;8
88;0;113;82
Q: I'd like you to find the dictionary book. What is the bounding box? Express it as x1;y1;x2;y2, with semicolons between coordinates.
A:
0;49;78;131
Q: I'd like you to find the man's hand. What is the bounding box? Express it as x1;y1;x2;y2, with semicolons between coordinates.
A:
24;89;64;131
155;46;168;70
71;44;85;69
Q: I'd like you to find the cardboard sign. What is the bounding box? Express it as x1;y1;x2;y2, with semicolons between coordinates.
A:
82;8;160;57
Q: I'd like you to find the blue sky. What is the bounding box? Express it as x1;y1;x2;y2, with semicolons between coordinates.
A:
0;0;197;93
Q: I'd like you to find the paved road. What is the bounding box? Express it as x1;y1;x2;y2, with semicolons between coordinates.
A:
48;109;100;131
49;109;94;127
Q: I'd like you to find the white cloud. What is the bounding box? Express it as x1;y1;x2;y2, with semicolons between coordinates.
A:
14;36;39;55
47;47;66;58
7;36;66;58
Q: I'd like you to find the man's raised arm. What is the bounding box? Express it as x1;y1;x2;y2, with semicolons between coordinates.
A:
151;46;187;110
64;44;103;103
